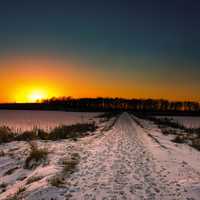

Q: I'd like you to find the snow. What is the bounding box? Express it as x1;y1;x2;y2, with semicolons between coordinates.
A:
0;112;200;199
133;115;200;199
157;116;200;128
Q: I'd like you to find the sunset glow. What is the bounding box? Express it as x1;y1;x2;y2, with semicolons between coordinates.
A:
0;0;199;103
0;53;199;103
14;87;53;103
27;90;47;102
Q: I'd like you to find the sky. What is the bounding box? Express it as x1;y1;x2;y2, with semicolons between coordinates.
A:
0;0;199;102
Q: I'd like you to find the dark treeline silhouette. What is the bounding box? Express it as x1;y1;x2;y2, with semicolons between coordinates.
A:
0;97;199;115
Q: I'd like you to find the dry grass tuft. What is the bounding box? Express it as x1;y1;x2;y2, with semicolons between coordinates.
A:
62;153;80;175
0;126;15;143
0;150;5;157
24;141;48;169
49;175;64;187
191;138;200;151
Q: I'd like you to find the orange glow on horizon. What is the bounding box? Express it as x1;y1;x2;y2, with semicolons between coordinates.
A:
0;54;70;103
28;90;46;103
14;86;56;103
0;54;199;103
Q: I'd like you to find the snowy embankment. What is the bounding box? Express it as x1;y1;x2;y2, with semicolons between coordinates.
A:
0;113;200;199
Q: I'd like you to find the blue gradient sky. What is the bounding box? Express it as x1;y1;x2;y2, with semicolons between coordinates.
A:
0;0;199;102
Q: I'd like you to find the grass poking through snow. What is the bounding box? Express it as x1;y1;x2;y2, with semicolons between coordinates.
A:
24;141;48;169
49;153;80;187
49;175;64;187
0;122;97;144
0;126;15;144
62;153;80;175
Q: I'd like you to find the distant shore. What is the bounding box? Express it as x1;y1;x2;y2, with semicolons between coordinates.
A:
0;102;200;116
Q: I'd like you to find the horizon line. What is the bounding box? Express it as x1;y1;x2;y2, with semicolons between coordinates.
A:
0;96;199;104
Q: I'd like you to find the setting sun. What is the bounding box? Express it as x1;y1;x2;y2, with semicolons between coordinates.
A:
27;90;47;102
14;86;56;103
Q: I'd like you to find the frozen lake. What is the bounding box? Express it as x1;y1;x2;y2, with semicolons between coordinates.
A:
0;110;99;132
157;116;200;128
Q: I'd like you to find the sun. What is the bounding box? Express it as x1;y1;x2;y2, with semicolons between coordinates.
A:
27;90;47;103
14;85;57;103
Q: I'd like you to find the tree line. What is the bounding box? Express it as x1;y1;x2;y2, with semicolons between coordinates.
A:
0;97;199;114
41;97;200;114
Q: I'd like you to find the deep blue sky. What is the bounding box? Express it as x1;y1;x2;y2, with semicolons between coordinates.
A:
0;0;200;101
1;0;199;59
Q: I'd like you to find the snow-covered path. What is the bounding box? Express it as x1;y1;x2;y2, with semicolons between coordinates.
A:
1;112;199;200
65;113;188;200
